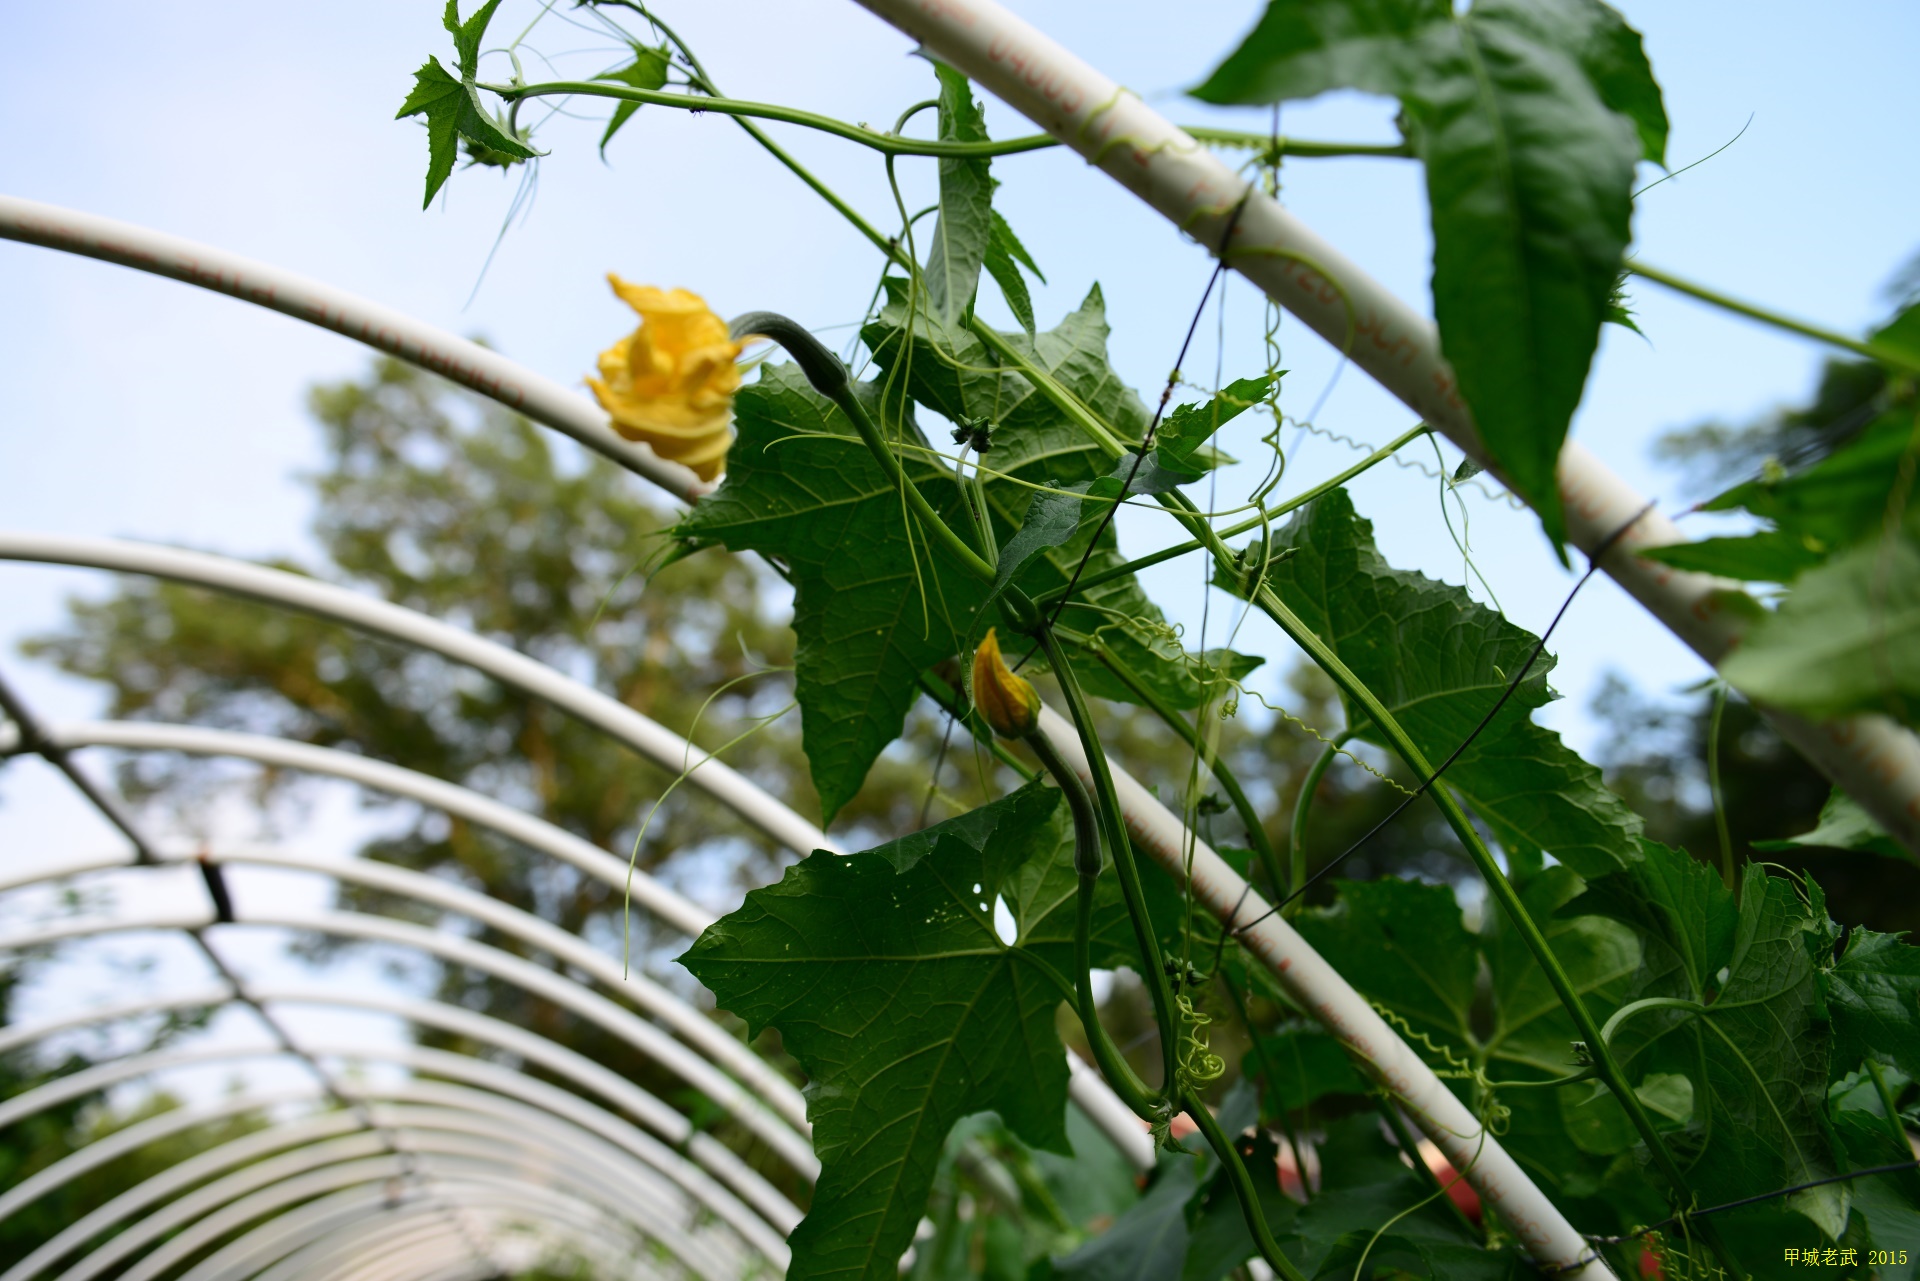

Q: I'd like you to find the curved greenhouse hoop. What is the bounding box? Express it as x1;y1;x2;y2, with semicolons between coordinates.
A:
0;976;802;1243
0;831;803;1129
0;898;816;1178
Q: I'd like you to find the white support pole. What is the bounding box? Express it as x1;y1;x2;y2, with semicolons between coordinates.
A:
0;531;837;861
0;721;710;936
0;964;801;1245
0;899;814;1176
847;0;1920;861
1034;706;1611;1278
0;196;707;503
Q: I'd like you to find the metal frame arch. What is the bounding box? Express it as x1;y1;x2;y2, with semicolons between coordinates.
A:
2;723;1154;1169
0;950;802;1236
0;720;711;937
0;1086;316;1229
144;1163;670;1281
131;1117;728;1281
179;1164;669;1281
95;1156;654;1281
0;532;837;859
0;822;805;1129
0;1032;791;1268
242;1196;645;1281
0;903;816;1181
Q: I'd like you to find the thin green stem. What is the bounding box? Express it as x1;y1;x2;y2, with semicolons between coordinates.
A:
1288;730;1351;914
1630;262;1920;374
1029;730;1160;1115
1223;979;1312;1204
1183;1088;1310;1281
1040;628;1182;1095
491;80;1404;163
1377;1098;1480;1238
915;671;1035;781
1708;682;1736;892
1865;1058;1911;1162
1600;996;1709;1048
1033;422;1432;608
738;311;995;583
1057;625;1284;899
1183;128;1411;160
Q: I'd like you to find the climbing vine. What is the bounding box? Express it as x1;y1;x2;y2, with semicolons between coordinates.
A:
400;2;1920;1278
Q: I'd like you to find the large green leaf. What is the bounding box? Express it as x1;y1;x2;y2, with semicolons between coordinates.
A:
1753;787;1906;861
1638;529;1826;584
1297;874;1637;1077
1719;531;1920;725
675;365;990;820
1580;850;1844;1235
1824;926;1920;1085
863;285;1253;710
682;782;1075;1281
1830;1070;1920;1280
924;66;994;322
1230;487;1643;878
1194;0;1661;549
1052;1158;1198;1281
1699;406;1916;552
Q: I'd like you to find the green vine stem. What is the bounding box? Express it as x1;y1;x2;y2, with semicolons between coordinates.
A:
915;670;1036;781
1629;261;1920;374
1033;422;1434;609
1183;1086;1312;1281
1377;1096;1481;1238
1028;728;1163;1118
1037;626;1184;1096
1708;682;1736;892
490;78;1404;163
1864;1058;1911;1161
1287;728;1353;912
1222;978;1314;1205
1055;623;1286;901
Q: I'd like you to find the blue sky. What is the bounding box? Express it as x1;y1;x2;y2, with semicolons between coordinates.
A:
1;0;1916;1074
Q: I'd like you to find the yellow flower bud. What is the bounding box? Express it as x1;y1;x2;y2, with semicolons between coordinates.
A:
973;628;1042;739
586;275;745;482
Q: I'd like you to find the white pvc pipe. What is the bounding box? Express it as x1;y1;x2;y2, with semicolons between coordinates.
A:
0;196;707;503
0;727;803;1123
0;531;839;860
0;898;817;1175
0;1086;314;1229
0;956;802;1240
1035;706;1608;1277
176;1109;715;1281
0;897;816;1177
0;720;711;937
94;1157;649;1281
0;1014;787;1275
847;0;1920;864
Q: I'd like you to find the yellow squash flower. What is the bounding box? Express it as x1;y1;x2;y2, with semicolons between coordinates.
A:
973;628;1042;739
587;275;744;482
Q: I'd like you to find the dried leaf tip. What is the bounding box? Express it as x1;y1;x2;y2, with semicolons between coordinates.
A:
973;628;1041;739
